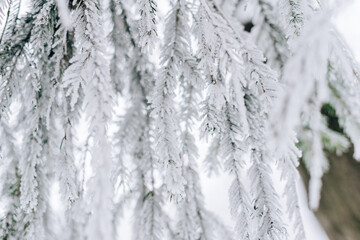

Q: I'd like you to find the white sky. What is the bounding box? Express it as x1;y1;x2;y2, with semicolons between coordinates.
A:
334;1;360;61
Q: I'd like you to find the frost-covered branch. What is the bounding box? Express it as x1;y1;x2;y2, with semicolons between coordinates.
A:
62;1;115;239
137;0;158;52
149;0;189;200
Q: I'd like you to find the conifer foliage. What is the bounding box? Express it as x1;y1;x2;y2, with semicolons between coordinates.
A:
0;0;359;239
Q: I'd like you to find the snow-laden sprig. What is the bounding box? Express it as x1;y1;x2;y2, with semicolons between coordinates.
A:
110;2;158;214
2;0;77;237
170;3;234;235
133;186;166;240
203;135;222;177
248;151;286;240
267;6;336;211
194;0;244;83
277;132;306;240
269;11;330;153
18;63;58;240
177;164;222;240
18;82;49;240
61;3;88;110
130;83;167;240
0;1;35;111
113;96;141;190
221;100;252;240
268;1;360;212
251;0;360;215
176;168;204;240
0;117;25;239
214;61;252;239
137;0;157;52
50;22;69;84
194;4;231;138
298;101;329;209
194;3;222;83
18;63;61;238
134;176;176;240
227;70;286;240
115;85;147;156
85;129;114;240
195;0;279;101
243;44;279;102
219;0;286;65
0;0;21;44
328;29;360;161
245;91;286;240
149;0;191;200
278;0;305;40
193;1;286;238
64;1;115;239
42;3;81;213
178;83;231;237
57;112;79;208
250;0;289;70
29;0;57;100
177;64;208;237
15;2;58;238
109;0;135;93
176;16;226;237
0;0;11;27
200;81;227;139
112;49;153;195
120;39;168;240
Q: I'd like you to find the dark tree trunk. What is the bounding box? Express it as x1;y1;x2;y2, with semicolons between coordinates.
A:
301;148;360;240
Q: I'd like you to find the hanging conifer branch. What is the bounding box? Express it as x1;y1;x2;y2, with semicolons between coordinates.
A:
137;0;158;52
149;0;188;200
279;0;305;39
175;2;226;238
62;0;115;239
0;117;24;239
